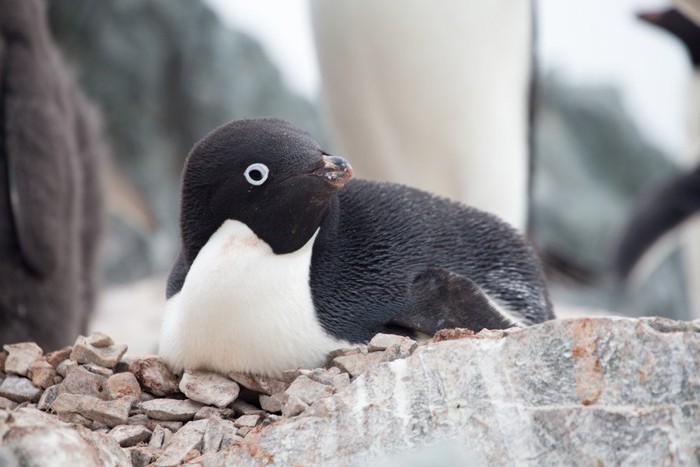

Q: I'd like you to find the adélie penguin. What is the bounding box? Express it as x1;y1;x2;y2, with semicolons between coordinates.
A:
159;118;554;377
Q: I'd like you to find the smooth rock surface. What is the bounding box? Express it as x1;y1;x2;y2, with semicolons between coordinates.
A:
179;371;240;408
141;398;204;422
51;393;131;427
0;376;42;403
3;343;42;377
219;318;700;466
70;336;127;369
108;424;152;447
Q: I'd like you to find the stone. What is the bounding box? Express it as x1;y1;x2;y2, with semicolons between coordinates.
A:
45;347;72;368
60;366;109;400
218;318;700;465
56;359;77;377
281;394;308;418
0;350;6;372
433;327;476;342
179;370;240;408
82;363;113;377
304;368;351;392
367;333;414;352
127;446;157;467
236;427;253;438
141;398;204;421
220;433;243;450
285;375;333;405
154;419;207;467
0;407;129;466
70;335;127;368
259;393;285;413
29;360;57;389
227;372;288;396
130;357;180;396
193;406;232;420
107;372;141;401
127;414;183;432
51;393;131;427
0;376;42;403
0;397;17;410
331;351;388;378
37;385;60;410
281;369;304;384
326;346;364;360
202;417;237;453
3;343;42;377
87;332;114;348
230;399;266;417
108;424;152;447
149;424;171;449
233;414;261;428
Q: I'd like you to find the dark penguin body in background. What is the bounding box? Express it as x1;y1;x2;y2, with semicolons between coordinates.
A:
0;0;104;350
160;118;553;377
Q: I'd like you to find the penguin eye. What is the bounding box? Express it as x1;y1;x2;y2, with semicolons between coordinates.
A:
244;163;269;186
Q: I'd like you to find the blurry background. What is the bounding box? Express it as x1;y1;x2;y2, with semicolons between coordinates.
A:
42;0;696;352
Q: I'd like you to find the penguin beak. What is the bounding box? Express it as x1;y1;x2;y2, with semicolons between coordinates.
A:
311;155;354;188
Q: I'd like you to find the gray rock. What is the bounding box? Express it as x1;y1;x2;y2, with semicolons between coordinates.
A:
3;343;42;377
0;376;42;403
83;363;113;377
326;346;364;360
60;365;109;400
193;406;232;420
45;347;72;368
0;397;17;410
259;393;285;413
37;384;60;410
203;417;237;453
230;399;266;417
303;368;351;392
281;394;308;418
220;432;243;451
149;424;172;449
87;331;114;348
51;393;131;427
228;372;288;396
332;351;388;378
106;371;141;401
154;419;207;467
108;424;152;447
70;335;127;368
220;318;700;466
29;360;56;389
0;407;129;466
130;356;180;396
179;370;240;408
0;351;6;372
141;398;204;421
367;333;415;352
56;359;77;377
285;375;333;405
127;414;183;432
127;446;158;467
233;414;262;428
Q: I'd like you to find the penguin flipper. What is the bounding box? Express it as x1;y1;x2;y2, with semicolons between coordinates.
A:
391;268;525;335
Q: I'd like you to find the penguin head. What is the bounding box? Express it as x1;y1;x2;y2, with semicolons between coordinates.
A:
180;118;353;260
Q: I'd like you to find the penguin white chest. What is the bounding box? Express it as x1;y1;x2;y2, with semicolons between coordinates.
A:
159;219;348;377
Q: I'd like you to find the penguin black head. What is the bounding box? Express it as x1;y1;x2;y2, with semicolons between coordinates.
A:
638;8;700;66
179;118;353;262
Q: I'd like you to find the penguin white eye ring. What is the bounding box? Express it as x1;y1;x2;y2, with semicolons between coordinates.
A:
244;163;269;186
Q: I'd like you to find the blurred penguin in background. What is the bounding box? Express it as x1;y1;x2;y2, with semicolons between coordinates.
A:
616;4;700;318
310;0;535;232
0;0;105;349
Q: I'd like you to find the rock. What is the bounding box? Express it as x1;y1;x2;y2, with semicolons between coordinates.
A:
203;417;237;453
285;375;333;405
83;363;113;377
367;333;415;352
0;407;129;465
70;335;127;368
230;399;266;417
281;394;308;418
127;414;183;432
127;446;157;467
45;347;72;368
87;332;114;348
108;424;152;447
37;384;60;410
179;370;240;408
55;359;77;377
193;406;232;420
51;393;131;427
326;347;364;360
130;357;180;396
0;350;6;372
106;372;141;401
0;397;17;410
433;327;476;342
154;419;207;467
304;368;350;392
0;376;42;403
331;351;388;378
233;414;262;428
3;343;42;377
141;398;204;422
219;318;700;465
60;366;109;400
259;393;285;413
29;360;57;389
149;424;171;449
227;372;288;396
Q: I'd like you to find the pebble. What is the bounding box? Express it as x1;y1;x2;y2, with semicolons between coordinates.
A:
141;398;204;422
83;363;114;377
227;372;288;396
87;332;114;348
0;396;18;410
107;372;141;402
203;417;236;453
130;357;180;396
259;393;285;413
149;424;172;449
233;414;262;428
154;419;207;467
61;365;109;400
282;394;308;417
109;424;152;447
3;342;42;377
193;406;232;420
368;333;414;352
179;371;240;408
0;375;42;402
127;414;183;432
220;432;243;450
51;393;131;427
304;368;350;391
285;375;333;405
327;346;364;360
332;351;388;378
128;446;157;467
70;335;127;369
56;359;78;377
230;399;266;417
45;347;72;368
29;359;57;389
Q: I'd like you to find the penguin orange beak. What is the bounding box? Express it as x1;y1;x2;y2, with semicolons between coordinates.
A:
312;155;353;188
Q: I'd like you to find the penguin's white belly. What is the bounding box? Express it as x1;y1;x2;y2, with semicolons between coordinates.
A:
159;220;349;377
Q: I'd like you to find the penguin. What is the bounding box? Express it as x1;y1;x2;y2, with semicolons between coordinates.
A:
159;118;554;377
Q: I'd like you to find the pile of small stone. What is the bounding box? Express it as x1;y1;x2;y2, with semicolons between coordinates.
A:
0;331;418;466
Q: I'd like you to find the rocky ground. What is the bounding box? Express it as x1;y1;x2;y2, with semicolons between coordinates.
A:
1;317;698;466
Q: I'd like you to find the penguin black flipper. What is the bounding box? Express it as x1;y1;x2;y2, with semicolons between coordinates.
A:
166;252;188;299
391;268;524;335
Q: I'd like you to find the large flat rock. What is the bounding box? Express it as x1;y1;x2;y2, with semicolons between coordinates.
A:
218;317;700;466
